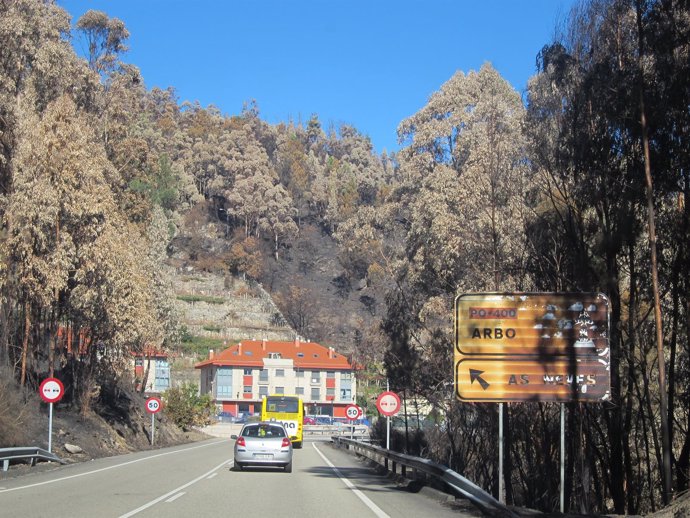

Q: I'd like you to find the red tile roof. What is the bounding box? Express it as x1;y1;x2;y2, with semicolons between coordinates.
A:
194;339;352;370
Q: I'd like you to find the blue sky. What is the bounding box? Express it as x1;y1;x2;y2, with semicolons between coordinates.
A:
58;1;574;154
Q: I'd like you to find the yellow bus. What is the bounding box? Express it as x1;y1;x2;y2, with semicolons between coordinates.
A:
261;395;304;448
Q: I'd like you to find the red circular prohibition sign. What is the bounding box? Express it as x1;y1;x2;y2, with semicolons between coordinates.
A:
39;377;65;404
376;391;401;417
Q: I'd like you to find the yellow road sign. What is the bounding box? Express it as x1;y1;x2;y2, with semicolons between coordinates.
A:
454;293;610;402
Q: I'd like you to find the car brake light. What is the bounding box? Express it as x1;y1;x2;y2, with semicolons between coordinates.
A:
236;436;246;447
281;438;291;447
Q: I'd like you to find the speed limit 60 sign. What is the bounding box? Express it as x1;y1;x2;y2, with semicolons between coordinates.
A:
146;397;162;414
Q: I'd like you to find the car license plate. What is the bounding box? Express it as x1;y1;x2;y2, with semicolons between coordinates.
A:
254;454;272;459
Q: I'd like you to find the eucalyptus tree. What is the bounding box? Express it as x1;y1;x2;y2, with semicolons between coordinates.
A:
343;63;531;498
74;9;129;75
275;133;310;225
398;63;529;502
639;0;690;496
398;63;529;295
305;150;328;221
330;125;388;206
0;0;108;381
178;102;231;199
225;135;278;237
0;0;103;203
5;94;160;405
523;0;690;512
258;182;298;260
305;113;325;150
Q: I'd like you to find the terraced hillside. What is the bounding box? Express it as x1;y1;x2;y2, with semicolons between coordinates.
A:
174;269;295;347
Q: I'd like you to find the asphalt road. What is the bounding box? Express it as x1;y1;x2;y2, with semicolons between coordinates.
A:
0;438;478;518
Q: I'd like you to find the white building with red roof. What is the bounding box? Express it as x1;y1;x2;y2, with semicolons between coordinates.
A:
195;337;356;418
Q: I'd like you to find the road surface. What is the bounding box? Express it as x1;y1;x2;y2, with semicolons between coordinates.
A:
0;438;479;517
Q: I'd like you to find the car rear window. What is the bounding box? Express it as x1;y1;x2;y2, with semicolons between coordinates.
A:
241;424;286;438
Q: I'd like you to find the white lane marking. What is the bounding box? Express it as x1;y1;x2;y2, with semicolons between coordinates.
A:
119;460;232;517
207;472;218;480
0;439;227;493
166;492;185;503
312;443;389;518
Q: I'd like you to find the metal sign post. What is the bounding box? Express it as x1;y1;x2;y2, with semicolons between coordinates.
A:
499;402;504;504
48;402;54;453
386;380;390;450
387;416;390;450
376;387;401;450
345;404;362;439
560;403;565;513
146;397;162;446
39;378;64;453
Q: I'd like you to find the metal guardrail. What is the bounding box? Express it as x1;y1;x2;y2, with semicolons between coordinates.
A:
332;436;518;518
304;424;369;437
0;447;66;472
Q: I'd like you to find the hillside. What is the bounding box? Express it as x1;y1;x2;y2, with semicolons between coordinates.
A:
169;211;384;364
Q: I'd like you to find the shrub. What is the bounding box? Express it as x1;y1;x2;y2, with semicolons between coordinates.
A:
176;294;225;304
178;335;228;358
0;367;41;446
163;382;214;431
202;325;221;333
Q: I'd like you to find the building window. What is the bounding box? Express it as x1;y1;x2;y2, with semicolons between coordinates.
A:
216;367;233;396
340;388;351;401
326;371;335;379
340;371;352;380
311;371;321;383
268;352;281;359
326;388;335;397
275;386;284;394
243;368;252;375
276;369;284;377
154;359;170;390
243;385;252;394
259;369;269;382
311;387;320;400
295;370;304;378
259;386;268;397
295;387;304;396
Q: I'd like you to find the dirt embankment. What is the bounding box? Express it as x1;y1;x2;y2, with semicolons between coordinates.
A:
1;386;210;479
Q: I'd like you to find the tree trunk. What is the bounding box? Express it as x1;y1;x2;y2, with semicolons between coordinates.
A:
624;242;637;513
50;214;59;377
677;121;690;492
605;261;625;513
141;352;152;393
20;300;30;387
636;1;672;503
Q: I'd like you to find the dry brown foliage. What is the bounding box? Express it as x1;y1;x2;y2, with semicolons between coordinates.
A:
0;367;41;447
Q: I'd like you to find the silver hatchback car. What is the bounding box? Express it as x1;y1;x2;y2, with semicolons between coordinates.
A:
232;421;293;472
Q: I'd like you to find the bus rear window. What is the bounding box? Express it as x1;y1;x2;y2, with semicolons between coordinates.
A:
266;396;299;413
